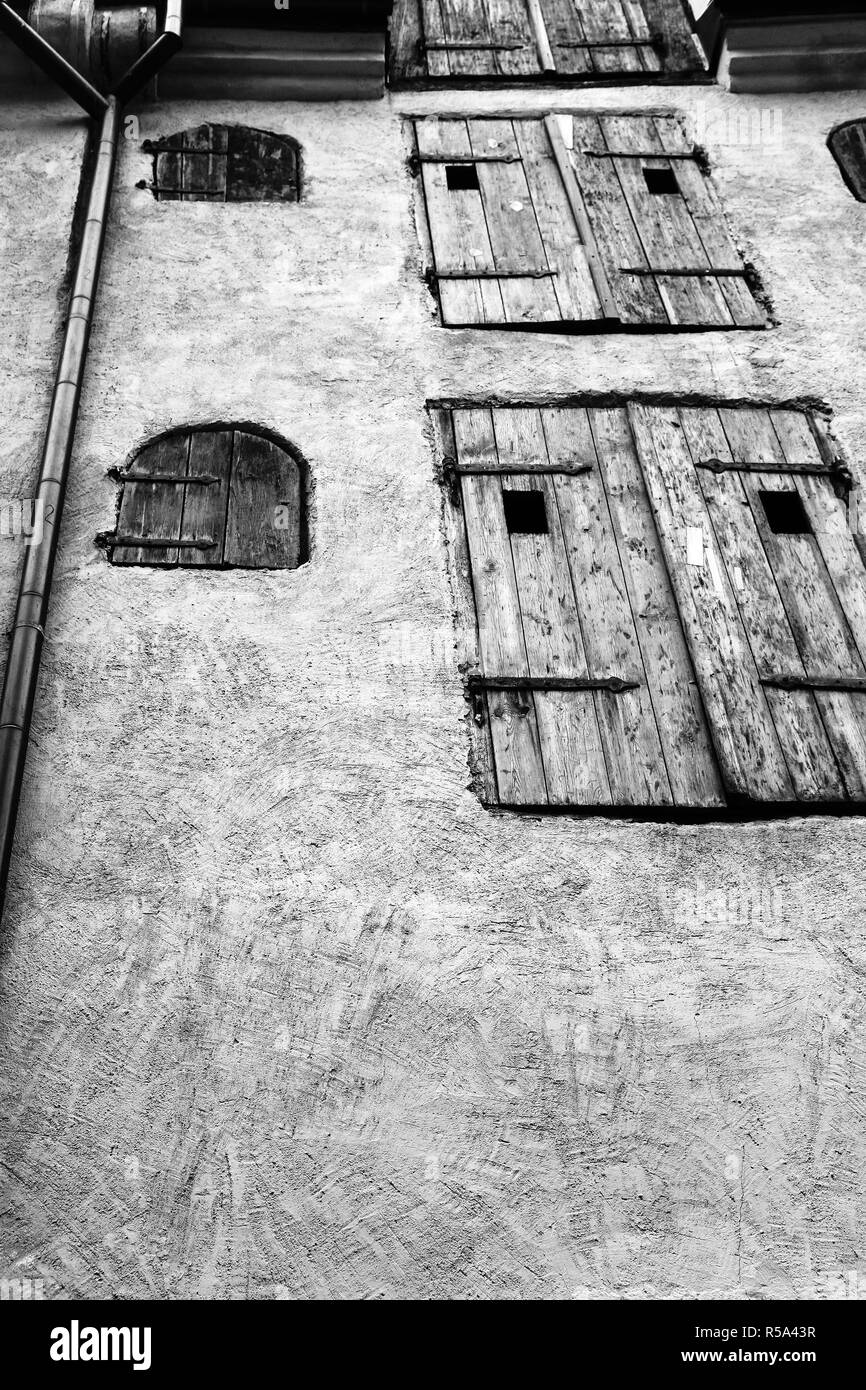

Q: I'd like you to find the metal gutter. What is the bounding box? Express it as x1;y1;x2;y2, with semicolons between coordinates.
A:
0;1;184;917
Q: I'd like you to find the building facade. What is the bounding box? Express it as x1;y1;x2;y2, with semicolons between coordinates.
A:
1;0;865;1299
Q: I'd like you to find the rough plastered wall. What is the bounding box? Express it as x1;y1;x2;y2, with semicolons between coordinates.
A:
1;75;866;1301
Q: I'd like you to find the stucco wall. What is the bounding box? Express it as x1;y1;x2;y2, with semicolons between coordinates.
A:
1;76;865;1300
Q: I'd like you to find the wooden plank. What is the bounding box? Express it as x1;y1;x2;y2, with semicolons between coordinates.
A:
653;116;764;328
586;406;724;807
436;408;499;804
601;114;733;327
225;432;303;570
467;119;560;326
179;429;233;568
512;118;599;321
628;402;794;802
455;409;527;675
455;409;548;804
523;0;555;71
570;116;667;325
506;470;611;805
420;0;451;78
113;433;189;568
492;410;610;805
545;409;673;805
184;122;227;202
227;127;298;202
488;0;542;76
389;0;426;82
415;118;506;326
681;407;845;801
541;114;616;321
439;0;497;76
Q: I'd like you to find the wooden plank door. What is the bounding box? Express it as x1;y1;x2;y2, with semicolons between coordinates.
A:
450;405;722;807
631;404;866;805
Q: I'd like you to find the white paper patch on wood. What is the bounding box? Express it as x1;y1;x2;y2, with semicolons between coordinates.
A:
555;114;574;150
686;526;704;566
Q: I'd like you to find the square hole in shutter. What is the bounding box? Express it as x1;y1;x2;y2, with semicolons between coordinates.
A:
503;489;548;535
643;167;680;196
445;163;480;192
759;489;812;535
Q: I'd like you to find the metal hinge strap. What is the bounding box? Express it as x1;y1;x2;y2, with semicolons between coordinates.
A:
697;457;840;477
409;154;522;179
456;464;593;475
469;675;640;694
120;473;221;485
558;38;660;49
762;675;866;693
431;268;557;281
620;266;747;278
108;537;217;551
442;455;593;503
582;150;698;160
424;41;525;51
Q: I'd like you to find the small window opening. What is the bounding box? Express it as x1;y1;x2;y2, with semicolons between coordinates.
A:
643;167;680;196
445;163;480;192
759;489;812;536
503;489;548;535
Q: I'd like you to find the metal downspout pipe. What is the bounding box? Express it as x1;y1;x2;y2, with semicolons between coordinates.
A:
0;2;184;917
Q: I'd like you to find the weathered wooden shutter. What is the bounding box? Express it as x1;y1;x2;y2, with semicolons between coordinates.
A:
439;401;865;812
439;404;723;808
111;429;304;570
414;114;763;329
391;0;703;81
413;115;609;327
567;113;765;328
829;118;866;202
146;125;301;202
629;404;866;804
